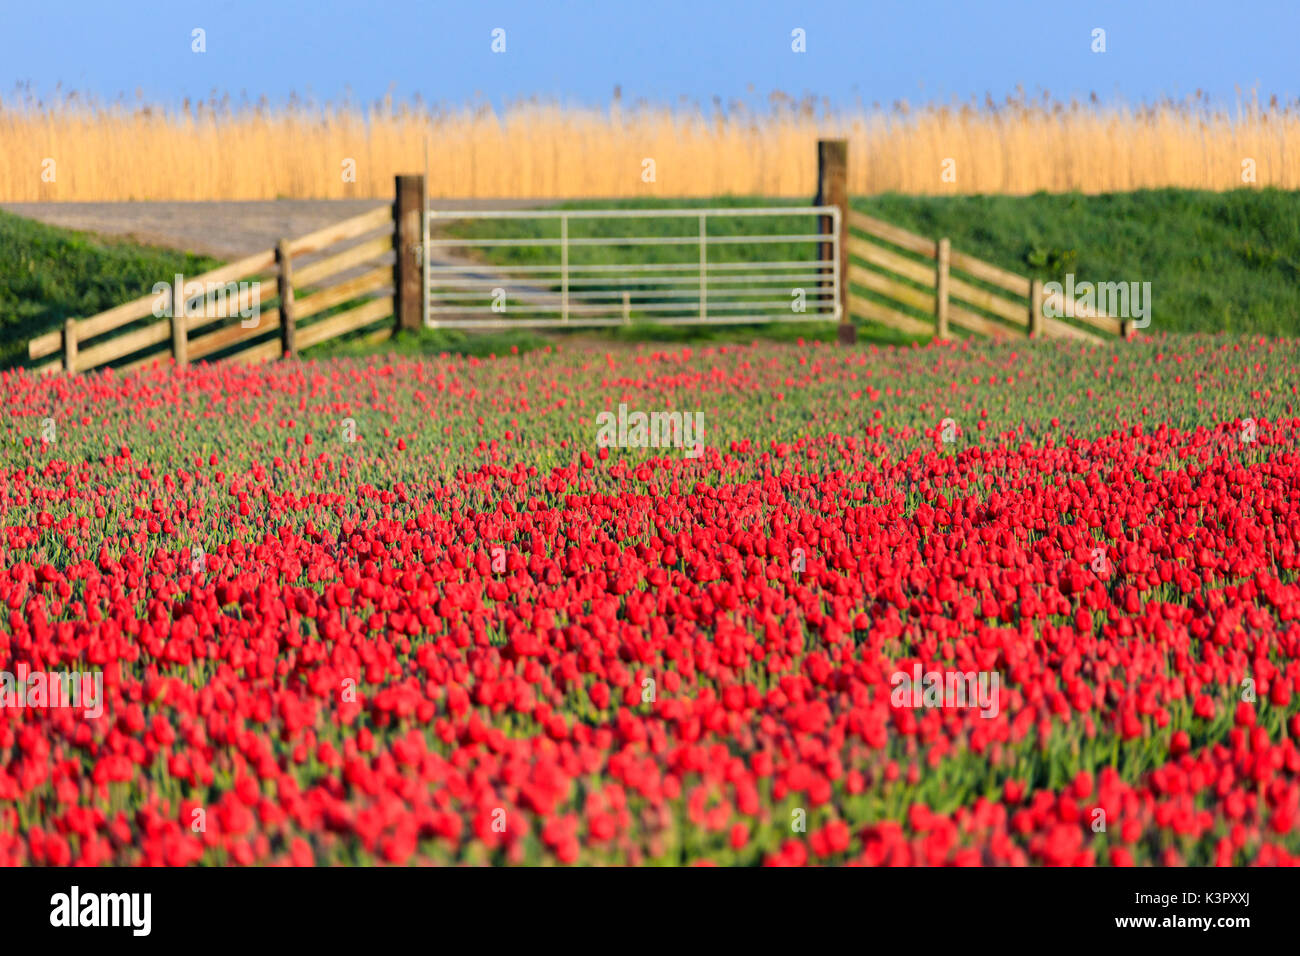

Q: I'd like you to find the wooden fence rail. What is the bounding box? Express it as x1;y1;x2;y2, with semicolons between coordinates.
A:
28;190;408;375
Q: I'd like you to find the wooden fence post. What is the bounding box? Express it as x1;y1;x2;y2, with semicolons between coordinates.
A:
394;174;425;333
1029;278;1044;338
935;238;951;339
276;240;297;358
171;307;188;369
63;318;78;373
816;140;852;344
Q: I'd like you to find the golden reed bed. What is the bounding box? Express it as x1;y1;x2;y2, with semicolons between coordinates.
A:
3;94;1299;200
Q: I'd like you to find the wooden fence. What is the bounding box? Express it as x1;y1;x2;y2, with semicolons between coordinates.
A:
27;201;406;375
815;139;1135;344
844;209;1133;343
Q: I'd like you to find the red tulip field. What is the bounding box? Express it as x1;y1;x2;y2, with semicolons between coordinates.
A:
2;336;1299;867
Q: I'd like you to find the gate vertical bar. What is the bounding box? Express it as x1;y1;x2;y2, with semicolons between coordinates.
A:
699;213;707;320
830;207;842;322
561;214;569;322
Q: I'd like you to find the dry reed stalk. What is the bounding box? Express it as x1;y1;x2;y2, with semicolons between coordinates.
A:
2;96;1297;201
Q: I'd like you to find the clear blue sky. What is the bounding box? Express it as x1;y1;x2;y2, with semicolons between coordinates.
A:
2;0;1297;113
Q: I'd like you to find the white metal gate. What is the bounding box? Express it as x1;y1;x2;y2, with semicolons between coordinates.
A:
422;206;841;329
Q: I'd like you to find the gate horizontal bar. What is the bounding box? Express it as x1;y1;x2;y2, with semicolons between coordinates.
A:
427;206;840;220
426;233;833;248
425;260;834;274
426;314;837;329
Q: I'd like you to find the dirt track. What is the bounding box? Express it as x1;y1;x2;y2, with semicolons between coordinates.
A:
0;198;553;258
